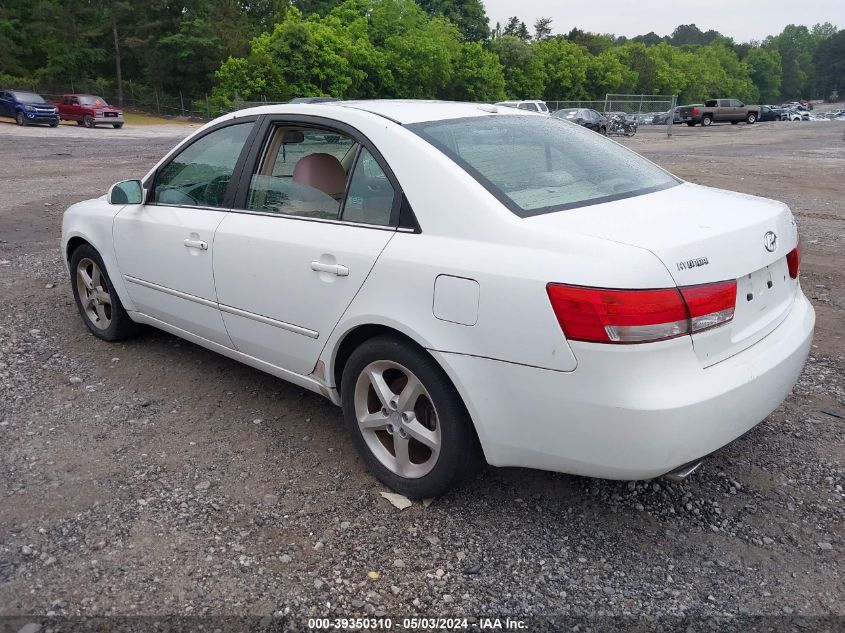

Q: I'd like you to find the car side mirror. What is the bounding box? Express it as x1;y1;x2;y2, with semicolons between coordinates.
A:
108;179;143;205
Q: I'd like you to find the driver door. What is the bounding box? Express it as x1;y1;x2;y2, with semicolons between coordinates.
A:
112;119;257;346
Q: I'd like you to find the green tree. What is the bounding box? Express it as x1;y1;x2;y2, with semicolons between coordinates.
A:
417;0;490;42
746;47;782;102
533;17;553;41
490;35;544;98
446;41;505;100
813;29;845;100
502;16;530;41
536;36;589;98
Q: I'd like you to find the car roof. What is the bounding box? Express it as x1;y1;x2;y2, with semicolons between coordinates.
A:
237;99;539;125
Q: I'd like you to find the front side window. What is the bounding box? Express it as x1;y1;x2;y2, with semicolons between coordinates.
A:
154;122;253;208
245;126;355;219
410;115;678;217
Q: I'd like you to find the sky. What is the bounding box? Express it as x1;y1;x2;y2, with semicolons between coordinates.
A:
484;0;845;42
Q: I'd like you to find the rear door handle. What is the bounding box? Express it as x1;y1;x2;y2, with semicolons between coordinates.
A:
311;261;349;277
183;238;208;250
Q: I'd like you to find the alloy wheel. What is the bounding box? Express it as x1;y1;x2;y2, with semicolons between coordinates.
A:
76;258;112;330
354;360;441;479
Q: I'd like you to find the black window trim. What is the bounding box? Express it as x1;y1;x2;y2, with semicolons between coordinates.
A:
407;115;680;219
229;113;419;232
144;115;263;210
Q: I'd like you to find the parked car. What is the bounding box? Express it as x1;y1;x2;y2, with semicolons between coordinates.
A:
758;105;783;122
677;99;762;126
552;108;608;133
54;94;124;128
783;109;810;122
496;100;550;114
652;107;685;125
61;100;813;498
0;89;59;126
289;97;339;104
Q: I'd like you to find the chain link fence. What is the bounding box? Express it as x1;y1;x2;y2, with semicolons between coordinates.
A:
547;94;678;137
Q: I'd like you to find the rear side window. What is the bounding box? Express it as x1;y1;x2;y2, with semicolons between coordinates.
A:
342;148;396;226
409;115;678;218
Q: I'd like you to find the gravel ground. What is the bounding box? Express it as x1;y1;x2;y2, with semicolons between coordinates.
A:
0;118;843;630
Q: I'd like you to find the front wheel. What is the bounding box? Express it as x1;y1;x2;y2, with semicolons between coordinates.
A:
70;244;141;341
341;336;479;498
15;111;26;126
49;121;59;128
83;114;95;128
701;115;713;127
746;113;757;124
113;123;124;129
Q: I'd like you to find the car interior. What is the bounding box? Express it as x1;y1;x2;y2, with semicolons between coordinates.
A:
246;125;395;225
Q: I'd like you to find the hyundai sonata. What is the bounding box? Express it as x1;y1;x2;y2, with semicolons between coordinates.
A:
61;101;814;498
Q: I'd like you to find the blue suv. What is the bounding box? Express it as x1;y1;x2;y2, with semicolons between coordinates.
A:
0;89;60;126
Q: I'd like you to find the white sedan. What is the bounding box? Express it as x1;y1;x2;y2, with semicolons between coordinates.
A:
61;101;814;498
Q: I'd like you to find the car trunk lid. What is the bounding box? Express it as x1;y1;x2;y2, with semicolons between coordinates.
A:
528;182;800;366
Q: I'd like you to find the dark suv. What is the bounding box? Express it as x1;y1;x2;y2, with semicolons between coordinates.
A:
0;89;60;126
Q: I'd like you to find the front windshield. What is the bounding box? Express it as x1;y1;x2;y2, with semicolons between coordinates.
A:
409;115;678;217
79;96;108;106
14;92;46;104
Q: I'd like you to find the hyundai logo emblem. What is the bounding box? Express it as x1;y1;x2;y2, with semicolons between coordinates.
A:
763;231;778;252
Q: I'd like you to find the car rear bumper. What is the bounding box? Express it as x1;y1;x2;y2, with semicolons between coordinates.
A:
432;291;814;480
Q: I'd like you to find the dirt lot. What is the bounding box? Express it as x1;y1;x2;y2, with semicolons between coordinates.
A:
0;118;843;629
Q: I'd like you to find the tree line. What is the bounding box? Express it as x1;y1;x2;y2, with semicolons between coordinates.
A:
1;0;842;113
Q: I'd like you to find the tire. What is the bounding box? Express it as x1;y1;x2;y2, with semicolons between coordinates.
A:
341;335;479;498
76;120;84;126
15;111;26;126
69;244;141;341
731;121;739;125
113;123;124;129
49;121;58;128
701;115;713;127
83;114;95;128
686;122;696;127
746;112;757;124
599;126;606;135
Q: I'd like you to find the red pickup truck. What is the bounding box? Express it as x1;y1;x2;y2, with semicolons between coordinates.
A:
54;94;125;128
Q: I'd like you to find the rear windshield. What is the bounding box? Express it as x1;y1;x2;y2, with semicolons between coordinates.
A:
409;115;678;217
13;92;45;104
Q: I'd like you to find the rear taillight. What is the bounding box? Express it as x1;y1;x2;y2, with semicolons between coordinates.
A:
546;280;737;344
691;106;699;116
786;243;800;279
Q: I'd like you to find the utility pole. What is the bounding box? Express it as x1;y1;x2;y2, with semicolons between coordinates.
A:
112;9;124;107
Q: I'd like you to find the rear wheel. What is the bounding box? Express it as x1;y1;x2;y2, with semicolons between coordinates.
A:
15;111;26;126
746;112;757;124
113;123;124;129
70;244;140;341
83;114;95;128
49;121;58;128
341;336;479;498
701;115;713;127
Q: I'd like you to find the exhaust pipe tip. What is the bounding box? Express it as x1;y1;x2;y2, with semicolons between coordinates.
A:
662;460;703;482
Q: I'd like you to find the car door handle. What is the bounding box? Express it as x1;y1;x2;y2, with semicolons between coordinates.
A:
183;238;208;250
311;261;349;277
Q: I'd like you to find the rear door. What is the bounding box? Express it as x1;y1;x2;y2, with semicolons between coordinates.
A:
0;91;10;118
212;117;400;376
113;118;258;345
